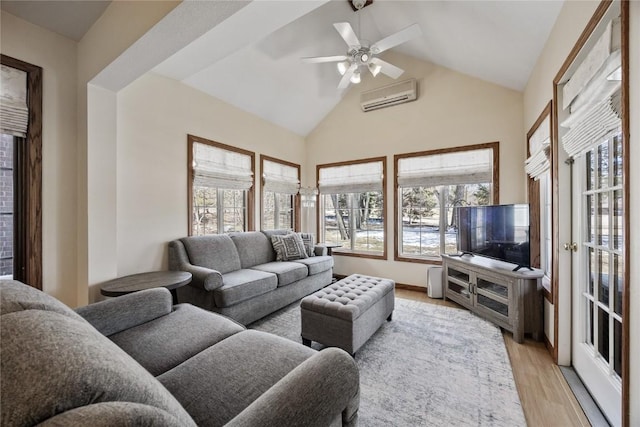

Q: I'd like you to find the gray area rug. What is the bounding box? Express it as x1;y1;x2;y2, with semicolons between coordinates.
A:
250;298;526;427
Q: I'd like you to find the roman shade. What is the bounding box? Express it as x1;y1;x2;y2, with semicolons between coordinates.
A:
1;65;28;138
560;17;622;158
319;160;383;194
262;159;299;195
397;148;493;188
525;115;551;180
193;142;253;190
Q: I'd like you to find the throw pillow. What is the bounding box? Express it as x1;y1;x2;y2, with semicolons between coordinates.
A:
298;233;315;257
271;234;308;261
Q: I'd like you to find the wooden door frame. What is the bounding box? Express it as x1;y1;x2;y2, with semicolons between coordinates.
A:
1;54;42;290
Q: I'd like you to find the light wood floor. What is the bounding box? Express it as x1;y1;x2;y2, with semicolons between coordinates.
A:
396;288;591;427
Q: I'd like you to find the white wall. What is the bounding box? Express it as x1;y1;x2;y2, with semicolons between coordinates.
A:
306;50;524;287
0;11;78;306
115;73;306;276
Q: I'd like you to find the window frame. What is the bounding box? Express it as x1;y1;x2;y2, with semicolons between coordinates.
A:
526;102;554;302
260;154;301;232
187;134;255;235
394;142;499;264
316;156;387;260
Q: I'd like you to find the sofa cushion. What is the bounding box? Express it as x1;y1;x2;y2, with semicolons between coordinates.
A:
0;310;196;427
271;233;308;261
38;402;191;427
215;269;278;307
292;255;334;275
181;235;241;274
158;330;315;426
0;279;85;322
250;262;309;287
299;232;316;257
230;231;275;268
109;304;245;376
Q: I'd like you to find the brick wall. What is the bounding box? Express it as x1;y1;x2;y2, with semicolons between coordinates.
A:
0;134;13;276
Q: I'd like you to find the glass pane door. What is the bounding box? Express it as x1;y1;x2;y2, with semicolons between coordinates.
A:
572;132;623;426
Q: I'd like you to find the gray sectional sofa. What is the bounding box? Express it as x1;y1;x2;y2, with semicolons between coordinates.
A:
0;280;360;426
169;230;334;325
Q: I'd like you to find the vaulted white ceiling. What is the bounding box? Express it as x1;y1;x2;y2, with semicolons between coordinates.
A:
2;0;564;137
153;0;564;136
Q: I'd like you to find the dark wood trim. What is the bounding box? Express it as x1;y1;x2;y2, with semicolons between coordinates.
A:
620;1;630;424
186;134;256;235
552;3;628;424
1;55;42;290
545;334;554;357
526;101;553;302
395;282;427;293
259;154;301;232
316;156;387;260
393;142;500;263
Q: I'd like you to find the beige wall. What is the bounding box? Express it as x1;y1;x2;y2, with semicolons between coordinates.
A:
77;1;180;304
628;1;639;423
305;50;524;288
0;11;78;306
115;73;306;276
523;0;601;365
524;0;639;420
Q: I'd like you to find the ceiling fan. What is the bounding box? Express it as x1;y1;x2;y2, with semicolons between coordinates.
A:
302;0;422;89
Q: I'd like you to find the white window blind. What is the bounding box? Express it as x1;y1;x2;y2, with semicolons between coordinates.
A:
397;148;492;188
560;17;622;158
319;160;383;194
525;115;551;180
1;65;28;138
263;159;299;195
562;90;621;158
193;142;253;190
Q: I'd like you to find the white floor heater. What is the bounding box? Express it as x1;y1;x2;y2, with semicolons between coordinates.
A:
426;266;443;298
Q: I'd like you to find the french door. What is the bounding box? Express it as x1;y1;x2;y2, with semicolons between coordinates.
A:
571;132;623;426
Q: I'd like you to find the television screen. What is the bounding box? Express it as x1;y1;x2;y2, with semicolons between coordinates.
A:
456;204;530;269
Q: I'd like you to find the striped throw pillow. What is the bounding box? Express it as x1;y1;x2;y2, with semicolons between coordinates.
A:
271;233;308;261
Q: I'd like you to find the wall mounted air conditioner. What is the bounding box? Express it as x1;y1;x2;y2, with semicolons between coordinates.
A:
360;78;417;112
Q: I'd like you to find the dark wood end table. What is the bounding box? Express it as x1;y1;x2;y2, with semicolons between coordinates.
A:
320;243;342;256
100;271;192;305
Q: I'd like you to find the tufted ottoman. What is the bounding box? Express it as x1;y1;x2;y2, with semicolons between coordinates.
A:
300;274;395;355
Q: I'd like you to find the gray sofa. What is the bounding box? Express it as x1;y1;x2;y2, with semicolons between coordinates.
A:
169;230;334;325
0;280;360;426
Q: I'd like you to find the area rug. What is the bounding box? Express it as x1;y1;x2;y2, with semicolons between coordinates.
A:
249;298;526;427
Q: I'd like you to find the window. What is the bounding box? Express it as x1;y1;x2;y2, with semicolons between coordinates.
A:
317;157;386;258
261;155;300;231
394;143;498;263
188;135;254;235
525;102;553;297
0;55;42;288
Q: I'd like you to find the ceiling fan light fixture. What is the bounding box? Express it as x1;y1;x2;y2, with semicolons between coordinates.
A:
337;61;349;75
350;71;361;84
368;62;382;77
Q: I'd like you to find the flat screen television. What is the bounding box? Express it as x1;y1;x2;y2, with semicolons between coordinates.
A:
455;204;531;271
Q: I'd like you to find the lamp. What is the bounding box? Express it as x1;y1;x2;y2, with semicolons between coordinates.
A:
337;61;349;76
350;71;361;84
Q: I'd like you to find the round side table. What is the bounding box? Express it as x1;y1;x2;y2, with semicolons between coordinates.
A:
100;271;192;305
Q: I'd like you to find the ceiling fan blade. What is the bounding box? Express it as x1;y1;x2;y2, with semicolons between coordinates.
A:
338;63;358;89
301;55;348;64
371;23;422;54
370;58;404;79
333;22;361;47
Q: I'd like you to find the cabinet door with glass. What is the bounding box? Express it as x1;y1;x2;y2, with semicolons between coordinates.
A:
445;265;472;308
473;272;513;327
